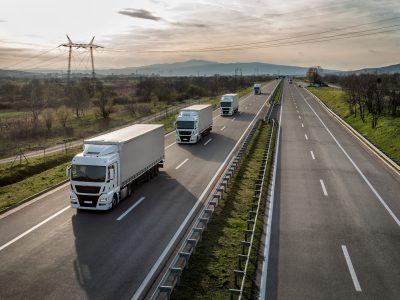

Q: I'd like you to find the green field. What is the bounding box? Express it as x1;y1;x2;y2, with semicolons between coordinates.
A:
307;87;400;164
0;111;28;118
172;122;273;300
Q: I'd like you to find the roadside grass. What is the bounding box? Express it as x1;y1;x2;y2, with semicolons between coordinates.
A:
307;87;400;164
0;147;81;187
171;122;272;300
0;162;69;211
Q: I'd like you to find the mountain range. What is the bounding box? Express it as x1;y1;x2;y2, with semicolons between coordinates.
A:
1;60;399;77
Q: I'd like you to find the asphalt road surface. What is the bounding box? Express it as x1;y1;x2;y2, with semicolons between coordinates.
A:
0;81;279;300
265;81;400;299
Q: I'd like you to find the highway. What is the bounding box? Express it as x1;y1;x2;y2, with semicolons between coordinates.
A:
0;80;279;299
264;81;400;299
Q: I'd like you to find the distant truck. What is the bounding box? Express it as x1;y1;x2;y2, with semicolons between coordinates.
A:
67;124;165;210
175;104;213;144
254;83;262;95
220;93;239;116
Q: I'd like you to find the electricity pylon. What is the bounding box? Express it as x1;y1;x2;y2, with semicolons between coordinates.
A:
60;35;103;82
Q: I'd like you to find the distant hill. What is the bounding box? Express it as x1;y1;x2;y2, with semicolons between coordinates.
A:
97;60;324;76
2;60;399;78
346;63;400;75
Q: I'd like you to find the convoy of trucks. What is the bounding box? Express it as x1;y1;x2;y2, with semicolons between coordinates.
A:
67;124;165;210
175;104;213;144
254;83;262;94
220;93;239;116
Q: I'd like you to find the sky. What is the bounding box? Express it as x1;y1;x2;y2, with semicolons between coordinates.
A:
0;0;399;71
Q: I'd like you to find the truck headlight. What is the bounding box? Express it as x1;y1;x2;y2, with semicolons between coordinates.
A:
70;195;77;201
99;195;108;203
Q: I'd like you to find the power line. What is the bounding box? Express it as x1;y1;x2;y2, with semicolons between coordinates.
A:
140;17;400;53
1;46;60;70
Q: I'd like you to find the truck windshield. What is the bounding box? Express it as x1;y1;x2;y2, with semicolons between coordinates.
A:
176;121;195;129
71;165;106;182
221;102;232;107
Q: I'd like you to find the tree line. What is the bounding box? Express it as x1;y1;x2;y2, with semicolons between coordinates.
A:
323;73;400;128
0;75;270;151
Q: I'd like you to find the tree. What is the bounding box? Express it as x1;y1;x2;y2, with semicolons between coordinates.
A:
93;88;114;119
56;105;70;128
41;108;54;131
307;66;323;85
67;82;89;118
26;79;44;128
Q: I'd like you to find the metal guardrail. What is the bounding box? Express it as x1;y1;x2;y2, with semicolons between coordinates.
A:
228;119;276;300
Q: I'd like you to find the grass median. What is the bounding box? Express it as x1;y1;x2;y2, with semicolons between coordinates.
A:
171;122;274;300
307;87;400;164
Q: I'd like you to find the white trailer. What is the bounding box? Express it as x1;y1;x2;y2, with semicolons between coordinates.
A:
220;93;239;116
176;104;212;144
67;124;164;210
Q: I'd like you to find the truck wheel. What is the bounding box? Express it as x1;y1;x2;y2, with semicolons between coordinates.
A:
112;195;117;209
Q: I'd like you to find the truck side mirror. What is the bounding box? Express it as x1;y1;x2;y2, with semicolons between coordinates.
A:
109;169;115;180
66;165;71;178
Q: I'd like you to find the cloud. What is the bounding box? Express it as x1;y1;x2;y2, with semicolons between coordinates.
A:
118;8;162;21
171;22;209;28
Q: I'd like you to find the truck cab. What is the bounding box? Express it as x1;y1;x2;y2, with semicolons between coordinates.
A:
175;111;200;143
220;93;239;116
175;105;212;144
68;144;120;210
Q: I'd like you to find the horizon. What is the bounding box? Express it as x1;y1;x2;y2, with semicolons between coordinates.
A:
1;0;399;72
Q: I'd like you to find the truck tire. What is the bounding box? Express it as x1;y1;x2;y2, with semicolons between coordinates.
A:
112;194;117;209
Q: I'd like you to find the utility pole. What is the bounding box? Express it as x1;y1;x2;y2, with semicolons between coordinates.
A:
60;35;103;87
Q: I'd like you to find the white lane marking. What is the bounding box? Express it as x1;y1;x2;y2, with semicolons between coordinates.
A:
305;134;308;140
298;88;400;227
297;110;299;113
203;138;213;146
259;83;284;299
245;106;248;109
0;206;70;252
165;142;176;150
298;115;302;120
341;245;362;292
116;197;145;221
175;158;189;170
320;179;328;196
310;150;315;160
296;106;298;109
134;80;281;300
221;126;226;131
231;117;236;122
301;123;304;128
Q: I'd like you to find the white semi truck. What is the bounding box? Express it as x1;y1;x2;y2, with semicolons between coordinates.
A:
220;93;239;116
67;124;164;210
254;83;262;95
175;104;213;144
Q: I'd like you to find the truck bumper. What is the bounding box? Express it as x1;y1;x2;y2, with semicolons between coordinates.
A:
70;191;112;210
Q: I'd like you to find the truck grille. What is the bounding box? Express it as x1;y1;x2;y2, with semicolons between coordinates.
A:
75;185;101;194
77;195;99;207
178;131;192;135
222;108;230;115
